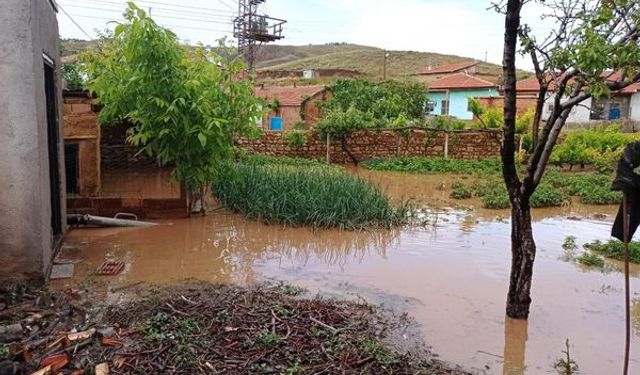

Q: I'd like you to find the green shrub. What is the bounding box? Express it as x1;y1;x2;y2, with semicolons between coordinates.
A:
450;184;473;199
238;154;330;168
282;129;309;149
212;163;410;229
481;189;511;209
314;106;375;137
550;125;640;169
583;240;640;264
361;157;502;174
530;183;570;208
577;252;606;268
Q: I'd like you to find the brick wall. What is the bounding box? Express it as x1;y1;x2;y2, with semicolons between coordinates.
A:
236;129;502;164
63;92;101;196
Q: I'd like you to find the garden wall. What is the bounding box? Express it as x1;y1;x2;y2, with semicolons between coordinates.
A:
236;129;502;164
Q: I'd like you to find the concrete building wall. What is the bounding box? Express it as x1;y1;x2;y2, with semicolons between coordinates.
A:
428;89;499;120
0;0;65;282
541;93;592;124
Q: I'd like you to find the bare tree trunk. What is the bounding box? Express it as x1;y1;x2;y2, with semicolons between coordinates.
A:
506;195;536;319
340;135;359;166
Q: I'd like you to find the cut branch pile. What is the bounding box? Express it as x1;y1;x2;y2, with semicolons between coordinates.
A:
0;283;469;375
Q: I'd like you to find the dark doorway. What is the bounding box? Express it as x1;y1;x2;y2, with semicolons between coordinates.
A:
44;60;62;236
64;143;79;194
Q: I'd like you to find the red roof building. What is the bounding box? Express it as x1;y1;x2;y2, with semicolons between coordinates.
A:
418;61;479;76
429;73;496;91
253;85;330;130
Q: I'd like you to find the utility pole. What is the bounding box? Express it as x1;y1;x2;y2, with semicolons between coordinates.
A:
383;50;387;81
233;0;286;72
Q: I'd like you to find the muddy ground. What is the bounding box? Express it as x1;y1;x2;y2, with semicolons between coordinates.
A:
0;282;470;375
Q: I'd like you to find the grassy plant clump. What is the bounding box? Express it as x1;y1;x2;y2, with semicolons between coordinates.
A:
543;171;621;205
450;184;473;200
212;163;409;229
583;240;640;264
577;251;606;268
362;157;502;174
238;154;331;168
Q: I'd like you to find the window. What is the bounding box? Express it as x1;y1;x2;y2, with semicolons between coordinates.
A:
441;100;450;115
426;101;435;113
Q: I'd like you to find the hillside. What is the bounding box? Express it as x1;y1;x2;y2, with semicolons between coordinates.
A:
60;39;527;82
254;43;518;81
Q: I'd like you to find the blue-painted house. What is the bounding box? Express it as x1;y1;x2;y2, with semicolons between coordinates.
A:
426;73;499;120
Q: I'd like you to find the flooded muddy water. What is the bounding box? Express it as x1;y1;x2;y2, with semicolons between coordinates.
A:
56;170;639;374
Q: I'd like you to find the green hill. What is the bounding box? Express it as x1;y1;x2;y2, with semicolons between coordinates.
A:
60;39;526;82
254;43;512;81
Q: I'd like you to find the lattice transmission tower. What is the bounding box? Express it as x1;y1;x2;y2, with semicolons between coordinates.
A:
233;0;286;72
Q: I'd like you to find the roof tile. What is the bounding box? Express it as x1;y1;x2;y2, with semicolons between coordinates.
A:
429;73;496;90
253;86;326;106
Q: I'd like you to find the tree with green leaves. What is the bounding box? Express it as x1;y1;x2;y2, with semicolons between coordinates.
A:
84;3;262;212
498;0;640;319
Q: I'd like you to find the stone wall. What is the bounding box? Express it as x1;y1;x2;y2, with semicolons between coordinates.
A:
236;129;502;164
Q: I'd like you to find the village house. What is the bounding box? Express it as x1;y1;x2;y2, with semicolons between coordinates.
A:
253;85;330;131
415;61;479;82
0;0;66;282
62;91;189;219
426;73;499;120
515;74;640;127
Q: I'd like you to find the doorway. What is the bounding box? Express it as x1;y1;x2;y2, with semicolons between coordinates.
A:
44;59;62;236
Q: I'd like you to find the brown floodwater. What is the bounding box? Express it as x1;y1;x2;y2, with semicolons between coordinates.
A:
55;170;640;374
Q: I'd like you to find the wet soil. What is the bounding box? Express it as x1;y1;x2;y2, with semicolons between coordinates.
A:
55;170;638;374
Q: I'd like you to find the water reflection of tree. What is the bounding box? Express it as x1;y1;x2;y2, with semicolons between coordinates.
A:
503;317;528;375
633;298;640;336
205;212;400;281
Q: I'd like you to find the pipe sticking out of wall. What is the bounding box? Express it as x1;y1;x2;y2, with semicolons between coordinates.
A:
67;214;157;228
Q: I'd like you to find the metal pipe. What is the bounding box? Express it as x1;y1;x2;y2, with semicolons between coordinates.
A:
67;214;157;228
623;193;630;375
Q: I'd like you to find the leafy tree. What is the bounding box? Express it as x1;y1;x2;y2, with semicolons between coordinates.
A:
84;3;262;211
61;62;86;91
498;0;640;318
324;78;427;122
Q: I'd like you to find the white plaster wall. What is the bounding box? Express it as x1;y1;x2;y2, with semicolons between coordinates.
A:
541;93;592;124
630;93;640;121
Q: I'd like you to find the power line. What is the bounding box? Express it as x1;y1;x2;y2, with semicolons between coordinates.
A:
60;3;232;25
215;0;236;11
62;0;235;17
57;3;94;39
67;13;232;35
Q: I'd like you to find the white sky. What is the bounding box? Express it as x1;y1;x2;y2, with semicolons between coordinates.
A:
56;0;552;70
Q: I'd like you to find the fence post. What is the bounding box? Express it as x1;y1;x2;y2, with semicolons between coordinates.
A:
326;133;331;164
444;131;449;159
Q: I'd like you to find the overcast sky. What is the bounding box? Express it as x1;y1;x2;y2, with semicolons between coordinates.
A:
56;0;550;69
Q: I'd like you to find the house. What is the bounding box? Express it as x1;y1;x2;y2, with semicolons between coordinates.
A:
253;85;330;130
0;0;66;282
62;91;189;219
417;61;479;79
515;74;640;125
426;73;499;120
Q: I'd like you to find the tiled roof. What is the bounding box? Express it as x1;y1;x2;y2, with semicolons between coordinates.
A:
419;61;479;75
429;73;496;90
516;72;640;95
253;86;326;106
